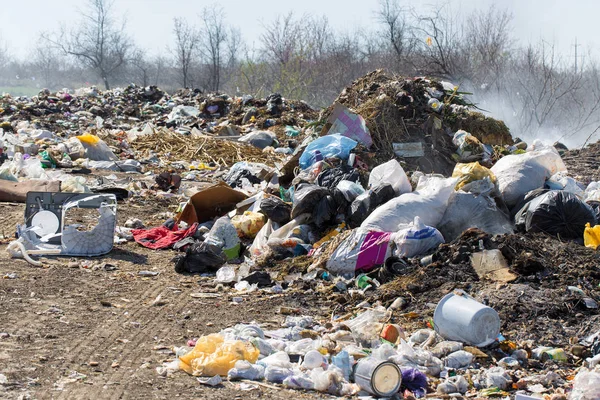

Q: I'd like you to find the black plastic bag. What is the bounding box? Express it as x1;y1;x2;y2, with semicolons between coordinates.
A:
314;195;337;228
510;188;550;219
347;184;395;228
174;242;227;274
348;192;370;228
260;196;292;224
515;190;597;239
291;183;330;219
370;183;395;208
225;168;262;189
316;165;360;189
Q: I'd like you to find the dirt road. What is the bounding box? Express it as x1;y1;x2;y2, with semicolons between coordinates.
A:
0;202;330;399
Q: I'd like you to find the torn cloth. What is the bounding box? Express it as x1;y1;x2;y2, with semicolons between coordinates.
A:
132;223;198;250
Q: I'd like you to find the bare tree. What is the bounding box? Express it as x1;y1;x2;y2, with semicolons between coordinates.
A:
31;37;69;89
129;49;152;87
463;7;513;92
0;33;11;77
172;17;200;88
201;6;228;92
261;12;303;66
376;0;415;70
43;0;131;90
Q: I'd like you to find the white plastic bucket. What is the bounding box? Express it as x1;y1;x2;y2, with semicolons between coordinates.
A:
433;290;500;347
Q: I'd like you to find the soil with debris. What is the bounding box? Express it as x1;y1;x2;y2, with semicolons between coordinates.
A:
0;201;335;400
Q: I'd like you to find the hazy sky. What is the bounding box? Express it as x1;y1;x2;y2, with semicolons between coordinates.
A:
0;0;596;62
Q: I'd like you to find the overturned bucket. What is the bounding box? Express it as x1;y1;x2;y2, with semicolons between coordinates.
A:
433;289;500;347
353;357;402;397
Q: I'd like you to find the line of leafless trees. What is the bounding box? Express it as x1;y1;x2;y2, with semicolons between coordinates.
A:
1;0;600;144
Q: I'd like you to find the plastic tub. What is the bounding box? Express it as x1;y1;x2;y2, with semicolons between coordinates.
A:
433;290;500;347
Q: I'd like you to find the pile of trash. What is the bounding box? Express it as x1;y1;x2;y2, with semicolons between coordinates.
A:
324;69;514;175
2;71;600;398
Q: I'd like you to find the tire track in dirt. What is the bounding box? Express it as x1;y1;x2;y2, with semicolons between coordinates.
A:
47;280;169;399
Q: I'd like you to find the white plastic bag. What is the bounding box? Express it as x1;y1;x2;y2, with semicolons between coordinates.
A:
250;219;278;257
437;191;513;241
569;368;600;400
546;172;584;198
491;149;566;207
368;159;411;195
390;216;444;258
361;176;457;232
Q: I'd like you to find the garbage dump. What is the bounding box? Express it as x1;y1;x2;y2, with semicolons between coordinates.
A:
1;73;599;398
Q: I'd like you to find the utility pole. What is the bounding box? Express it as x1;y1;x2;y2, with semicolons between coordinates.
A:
573;37;581;74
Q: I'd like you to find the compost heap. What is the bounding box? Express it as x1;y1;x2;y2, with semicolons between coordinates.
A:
1;71;599;399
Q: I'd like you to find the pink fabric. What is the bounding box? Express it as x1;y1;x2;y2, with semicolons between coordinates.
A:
355;231;391;271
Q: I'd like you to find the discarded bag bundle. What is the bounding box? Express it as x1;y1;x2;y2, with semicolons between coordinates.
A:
452;162;496;191
291;184;330;219
259;196;292;224
438;192;514;241
326;229;392;276
174;241;227;274
515;190;597;239
360;176;456;232
491;149;566;207
390;217;444;258
316;164;360;189
299;134;357;170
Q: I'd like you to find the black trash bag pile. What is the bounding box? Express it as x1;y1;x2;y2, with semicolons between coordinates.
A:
515;190;597;239
316;164;361;189
174;242;227;274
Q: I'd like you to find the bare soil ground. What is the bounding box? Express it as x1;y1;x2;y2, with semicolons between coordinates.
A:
0;202;331;400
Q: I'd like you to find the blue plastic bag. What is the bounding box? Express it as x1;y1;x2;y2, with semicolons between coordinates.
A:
299;134;357;170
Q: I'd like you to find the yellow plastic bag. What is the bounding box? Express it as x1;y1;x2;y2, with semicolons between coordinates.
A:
76;133;101;145
584;223;600;249
232;211;266;239
452;162;497;191
179;334;259;376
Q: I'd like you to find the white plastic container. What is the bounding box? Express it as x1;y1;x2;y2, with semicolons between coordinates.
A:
433;290;500;347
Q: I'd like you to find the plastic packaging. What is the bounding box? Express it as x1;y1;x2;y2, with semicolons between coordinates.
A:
390;216;444;258
332;350;351;381
336;180;365;202
257;351;293;369
291;184;330;219
453;130;484;160
259;196;291;224
490;149;567;207
178;334;259;376
76;134;118;161
485;367;512;390
546;172;584;198
437;191;513;241
231;211;266;239
361;176;457;232
301;350;325;369
227;360;265;380
204;217;241;260
584;223;600;249
215;266;236;283
569;368;600;400
433;290;500;347
264;366;292;383
283;373;315;390
299;134;358;169
326;229;392;276
444;350;474;369
368;159;412;195
452;162;497;191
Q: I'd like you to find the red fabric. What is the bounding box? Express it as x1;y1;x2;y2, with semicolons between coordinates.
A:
132;223;198;250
